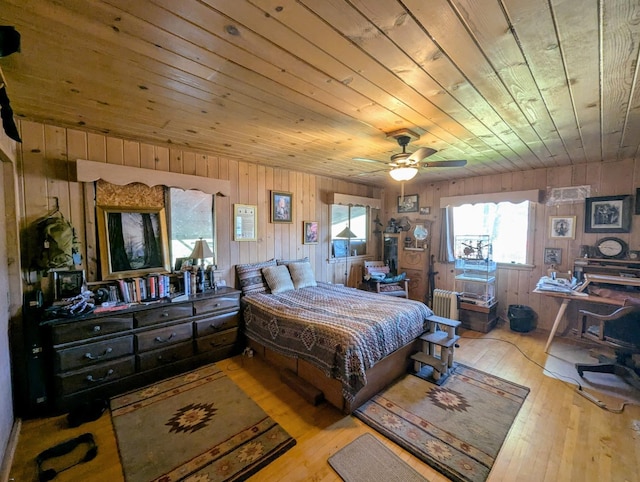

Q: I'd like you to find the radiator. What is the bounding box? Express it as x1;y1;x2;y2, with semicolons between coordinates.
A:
432;289;459;320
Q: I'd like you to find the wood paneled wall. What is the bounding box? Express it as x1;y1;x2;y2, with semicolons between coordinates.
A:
12;119;640;336
15;120;381;291
383;159;640;333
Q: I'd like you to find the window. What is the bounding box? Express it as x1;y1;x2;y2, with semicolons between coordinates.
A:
453;201;532;264
330;204;368;258
168;188;215;269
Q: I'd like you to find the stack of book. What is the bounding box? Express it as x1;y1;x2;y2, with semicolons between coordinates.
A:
117;274;171;303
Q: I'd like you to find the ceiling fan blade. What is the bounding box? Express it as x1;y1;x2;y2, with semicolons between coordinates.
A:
407;147;437;163
424;159;467;168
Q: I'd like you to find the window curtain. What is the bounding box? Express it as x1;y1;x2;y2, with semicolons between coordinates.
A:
438;206;455;263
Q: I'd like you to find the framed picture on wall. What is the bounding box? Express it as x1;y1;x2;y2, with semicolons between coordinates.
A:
549;215;576;239
584;195;631;233
544;247;562;265
303;221;318;244
271;191;293;223
234;204;257;241
398;194;419;213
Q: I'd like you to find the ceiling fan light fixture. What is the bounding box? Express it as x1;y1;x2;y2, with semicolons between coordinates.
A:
389;166;418;181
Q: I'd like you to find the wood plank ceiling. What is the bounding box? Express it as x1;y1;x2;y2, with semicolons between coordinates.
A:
1;0;639;186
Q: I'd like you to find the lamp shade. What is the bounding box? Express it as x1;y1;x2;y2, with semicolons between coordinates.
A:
190;239;214;260
389;166;418;181
336;226;357;239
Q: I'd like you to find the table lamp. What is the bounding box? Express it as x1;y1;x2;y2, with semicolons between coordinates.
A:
190;238;214;292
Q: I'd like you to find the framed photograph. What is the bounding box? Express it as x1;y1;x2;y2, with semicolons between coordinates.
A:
271;191;293;223
584;195;632;233
303;221;319;244
52;269;85;300
398;194;419;213
234;204;257;241
544;247;562;265
549;215;576;239
97;206;170;280
419;206;431;215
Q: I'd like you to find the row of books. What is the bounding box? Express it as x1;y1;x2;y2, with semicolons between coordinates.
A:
117;274;172;303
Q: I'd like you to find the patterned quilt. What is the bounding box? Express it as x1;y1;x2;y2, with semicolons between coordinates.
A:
242;283;433;401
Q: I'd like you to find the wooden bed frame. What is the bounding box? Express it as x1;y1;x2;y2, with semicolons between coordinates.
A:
247;337;420;413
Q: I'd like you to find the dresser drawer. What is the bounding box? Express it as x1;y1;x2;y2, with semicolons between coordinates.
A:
51;315;134;345
55;335;134;372
55;356;136;396
136;341;194;371
195;328;238;354
193;311;240;337
135;322;193;352
134;305;193;328
193;294;240;315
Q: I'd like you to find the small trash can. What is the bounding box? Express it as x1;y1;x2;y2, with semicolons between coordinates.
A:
508;305;535;333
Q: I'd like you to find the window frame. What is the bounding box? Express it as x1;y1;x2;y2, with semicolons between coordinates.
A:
329;204;370;260
442;190;540;268
167;187;216;270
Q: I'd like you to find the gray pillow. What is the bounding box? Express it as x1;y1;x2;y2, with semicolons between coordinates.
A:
262;265;295;293
288;262;317;289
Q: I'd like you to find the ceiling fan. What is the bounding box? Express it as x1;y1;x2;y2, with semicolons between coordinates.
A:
354;133;467;182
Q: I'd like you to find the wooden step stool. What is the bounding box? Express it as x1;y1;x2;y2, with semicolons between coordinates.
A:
411;315;461;380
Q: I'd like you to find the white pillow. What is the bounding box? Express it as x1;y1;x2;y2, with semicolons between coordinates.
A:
288;262;317;289
262;265;295;293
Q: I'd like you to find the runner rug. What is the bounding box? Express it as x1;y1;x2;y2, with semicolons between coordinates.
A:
354;364;529;482
110;364;296;482
328;433;429;482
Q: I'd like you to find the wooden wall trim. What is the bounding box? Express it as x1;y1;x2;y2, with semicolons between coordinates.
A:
328;192;381;209
75;159;231;195
439;189;542;207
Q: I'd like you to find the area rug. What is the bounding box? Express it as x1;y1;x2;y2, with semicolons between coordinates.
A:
110;364;296;482
354;364;529;482
545;337;640;405
329;433;429;482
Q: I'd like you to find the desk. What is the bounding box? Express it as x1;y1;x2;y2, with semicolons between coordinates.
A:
536;274;640;353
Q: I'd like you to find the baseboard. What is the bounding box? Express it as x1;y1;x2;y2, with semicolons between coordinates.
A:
0;418;21;482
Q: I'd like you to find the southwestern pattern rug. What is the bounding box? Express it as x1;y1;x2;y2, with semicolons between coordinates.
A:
354;364;529;482
110;364;296;482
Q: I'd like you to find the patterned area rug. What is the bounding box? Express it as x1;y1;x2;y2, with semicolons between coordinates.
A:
354;364;529;482
111;364;296;482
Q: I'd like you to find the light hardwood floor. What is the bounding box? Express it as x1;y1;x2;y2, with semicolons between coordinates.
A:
9;323;640;482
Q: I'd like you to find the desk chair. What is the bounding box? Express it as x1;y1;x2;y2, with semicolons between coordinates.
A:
575;305;640;390
362;261;409;298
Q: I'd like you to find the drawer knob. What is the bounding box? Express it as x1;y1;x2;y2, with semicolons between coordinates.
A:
86;369;114;383
161;312;169;317
155;332;176;343
214;303;220;307
84;347;113;360
93;325;101;332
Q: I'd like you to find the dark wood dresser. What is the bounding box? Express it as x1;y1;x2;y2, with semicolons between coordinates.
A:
41;287;241;412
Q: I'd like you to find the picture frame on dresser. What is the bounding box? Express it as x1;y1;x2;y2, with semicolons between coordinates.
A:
96;206;171;280
584;195;632;233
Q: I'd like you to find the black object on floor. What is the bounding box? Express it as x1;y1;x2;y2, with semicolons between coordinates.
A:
36;432;97;481
67;399;108;428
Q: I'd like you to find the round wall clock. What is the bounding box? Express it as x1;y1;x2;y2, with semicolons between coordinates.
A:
595;237;628;259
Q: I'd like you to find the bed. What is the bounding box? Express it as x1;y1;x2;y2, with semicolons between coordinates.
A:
237;259;433;413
